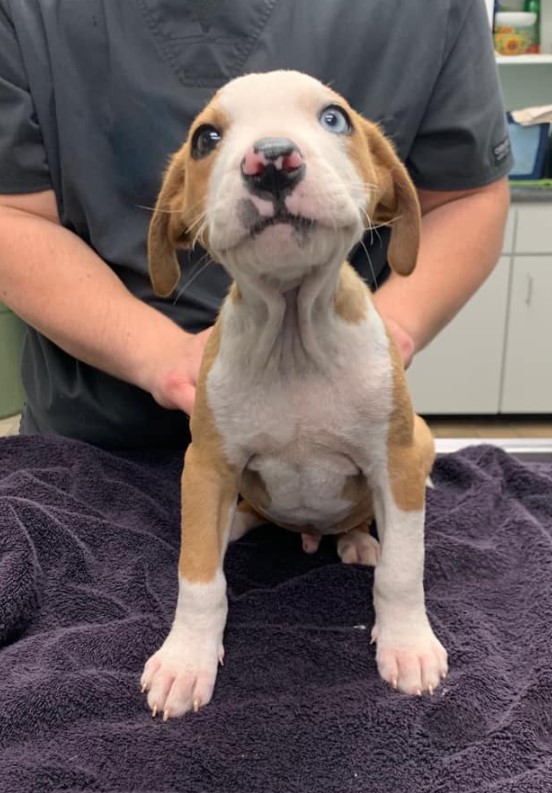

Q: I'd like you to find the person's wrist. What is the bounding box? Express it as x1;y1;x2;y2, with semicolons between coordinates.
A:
137;323;212;416
129;310;194;396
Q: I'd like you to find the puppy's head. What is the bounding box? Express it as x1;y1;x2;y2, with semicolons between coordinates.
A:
149;70;420;296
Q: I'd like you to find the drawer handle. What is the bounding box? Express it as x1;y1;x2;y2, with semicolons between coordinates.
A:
525;274;534;307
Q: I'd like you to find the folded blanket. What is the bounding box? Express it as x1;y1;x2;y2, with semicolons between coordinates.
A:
1;435;551;792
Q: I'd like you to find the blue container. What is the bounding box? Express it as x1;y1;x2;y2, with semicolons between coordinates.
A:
507;113;550;180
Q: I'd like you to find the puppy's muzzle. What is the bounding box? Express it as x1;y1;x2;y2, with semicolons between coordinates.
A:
241;137;305;201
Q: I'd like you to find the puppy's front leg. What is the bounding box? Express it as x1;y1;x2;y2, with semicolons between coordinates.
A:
141;444;238;719
371;448;448;696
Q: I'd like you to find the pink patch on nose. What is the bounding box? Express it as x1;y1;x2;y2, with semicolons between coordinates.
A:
242;149;268;176
281;150;303;172
241;147;304;176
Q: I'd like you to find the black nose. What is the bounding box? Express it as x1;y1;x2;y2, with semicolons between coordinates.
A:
241;137;305;200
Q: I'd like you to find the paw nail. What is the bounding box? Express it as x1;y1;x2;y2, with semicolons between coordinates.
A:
163;709;170;722
428;684;434;696
416;689;422;697
392;678;398;690
151;705;158;718
140;683;147;694
193;698;201;713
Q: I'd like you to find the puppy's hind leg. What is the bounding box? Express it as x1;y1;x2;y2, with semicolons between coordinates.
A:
337;522;380;566
229;500;267;542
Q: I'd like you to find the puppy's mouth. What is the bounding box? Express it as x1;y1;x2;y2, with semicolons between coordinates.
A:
237;197;317;242
249;211;316;239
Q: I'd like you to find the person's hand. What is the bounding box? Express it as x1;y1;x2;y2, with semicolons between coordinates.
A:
383;317;415;369
147;327;213;416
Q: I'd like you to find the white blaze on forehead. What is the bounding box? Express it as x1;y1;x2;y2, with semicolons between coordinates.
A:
216;70;339;132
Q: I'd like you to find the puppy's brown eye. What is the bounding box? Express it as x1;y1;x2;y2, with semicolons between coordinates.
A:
191;124;222;159
319;105;351;135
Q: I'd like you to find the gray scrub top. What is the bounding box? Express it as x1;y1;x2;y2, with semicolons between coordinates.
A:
0;0;513;448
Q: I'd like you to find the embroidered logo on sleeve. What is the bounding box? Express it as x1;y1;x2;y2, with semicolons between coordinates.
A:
493;136;511;166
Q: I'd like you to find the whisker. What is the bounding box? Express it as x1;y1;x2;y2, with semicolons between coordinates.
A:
135;205;190;216
172;256;214;305
190;217;208;251
194;248;214;273
186;210;208;234
359;237;379;291
135;196;207;216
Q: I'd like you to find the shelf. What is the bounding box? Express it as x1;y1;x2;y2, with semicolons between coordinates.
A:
496;53;552;64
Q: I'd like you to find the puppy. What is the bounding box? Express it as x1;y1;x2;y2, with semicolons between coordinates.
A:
141;70;448;719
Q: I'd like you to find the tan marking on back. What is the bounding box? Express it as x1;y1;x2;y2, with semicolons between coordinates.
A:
179;321;239;583
385;331;434;512
334;263;369;324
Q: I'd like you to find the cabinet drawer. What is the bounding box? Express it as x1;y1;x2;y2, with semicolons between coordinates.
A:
516;206;552;254
407;257;511;414
500;256;552;413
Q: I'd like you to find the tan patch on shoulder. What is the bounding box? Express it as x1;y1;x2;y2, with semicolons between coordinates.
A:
386;331;434;512
180;320;239;582
334;262;369;324
189;320;225;448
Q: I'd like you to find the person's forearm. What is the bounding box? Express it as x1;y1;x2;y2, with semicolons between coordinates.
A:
374;178;510;357
0;205;187;392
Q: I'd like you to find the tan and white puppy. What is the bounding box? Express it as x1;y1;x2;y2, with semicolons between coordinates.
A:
141;70;448;719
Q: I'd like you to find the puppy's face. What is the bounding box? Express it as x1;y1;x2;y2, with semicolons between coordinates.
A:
149;70;420;295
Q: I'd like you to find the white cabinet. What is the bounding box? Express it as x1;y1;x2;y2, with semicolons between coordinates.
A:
501;256;552;412
516;205;552;253
407;202;552;415
408;3;552;416
407;257;511;414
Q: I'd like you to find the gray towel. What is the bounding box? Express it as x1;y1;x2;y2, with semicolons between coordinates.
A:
0;435;551;792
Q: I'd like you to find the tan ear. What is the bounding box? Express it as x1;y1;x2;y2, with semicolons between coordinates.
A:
148;151;190;297
363;123;421;276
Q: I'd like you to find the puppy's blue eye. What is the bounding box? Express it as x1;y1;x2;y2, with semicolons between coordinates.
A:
319;105;351;135
192;124;222;159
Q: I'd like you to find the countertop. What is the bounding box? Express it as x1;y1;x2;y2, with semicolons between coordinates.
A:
510;185;552;202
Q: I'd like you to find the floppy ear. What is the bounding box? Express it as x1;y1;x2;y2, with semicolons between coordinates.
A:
148;151;190;297
362;122;421;276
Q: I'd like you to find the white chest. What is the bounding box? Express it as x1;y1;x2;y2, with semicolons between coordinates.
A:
205;303;394;531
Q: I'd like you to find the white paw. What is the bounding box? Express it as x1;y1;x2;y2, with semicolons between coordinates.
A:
337;530;380;566
373;622;448;695
140;629;223;719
